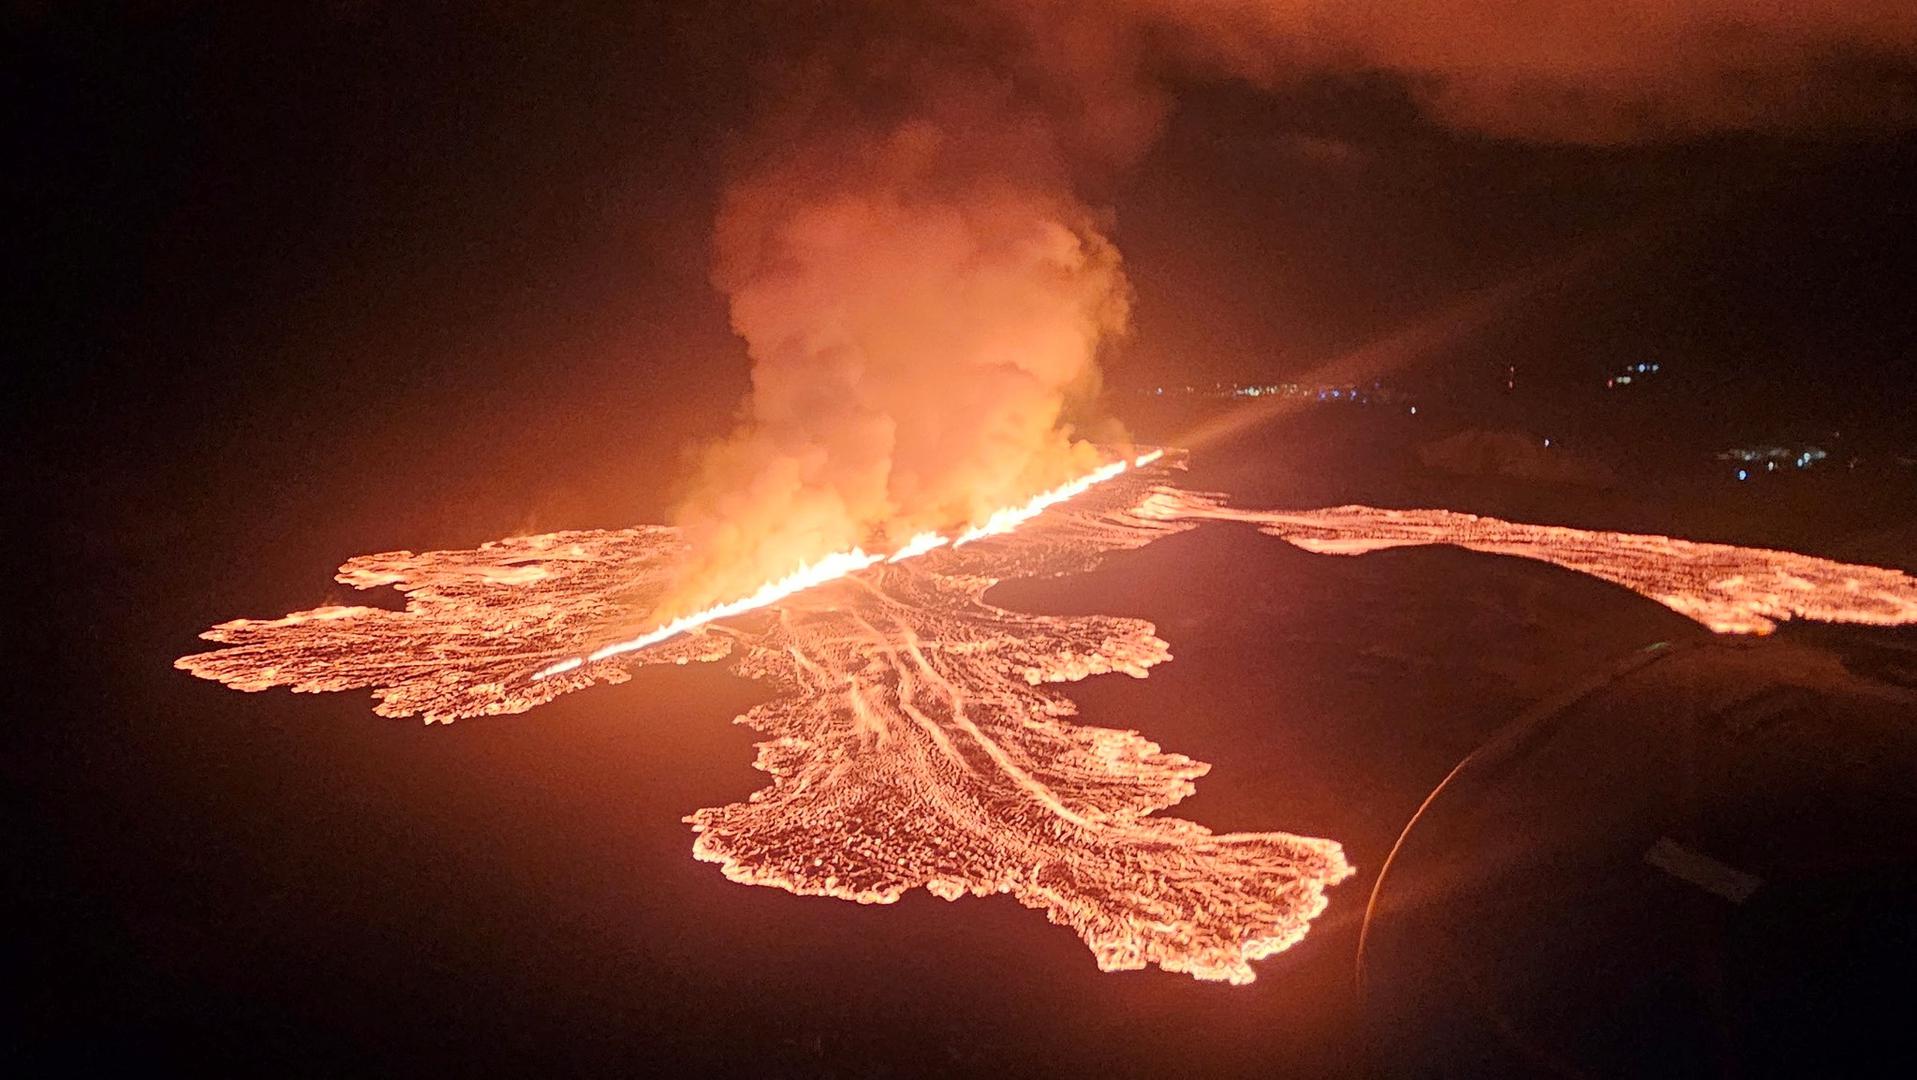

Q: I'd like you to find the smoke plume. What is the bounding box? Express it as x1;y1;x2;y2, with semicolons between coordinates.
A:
663;0;1917;616
661;6;1140;614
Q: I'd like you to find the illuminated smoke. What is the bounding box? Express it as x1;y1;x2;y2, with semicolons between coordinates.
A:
664;5;1140;618
535;452;1154;680
668;1;1917;619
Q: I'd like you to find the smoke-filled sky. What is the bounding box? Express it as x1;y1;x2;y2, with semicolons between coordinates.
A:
658;0;1917;610
1122;0;1917;141
15;1;1917;564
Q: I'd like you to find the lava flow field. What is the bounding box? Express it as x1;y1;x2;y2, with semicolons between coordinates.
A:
177;453;1917;984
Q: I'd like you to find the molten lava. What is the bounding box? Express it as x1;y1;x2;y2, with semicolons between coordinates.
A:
177;454;1917;983
1142;491;1917;635
536;451;1163;681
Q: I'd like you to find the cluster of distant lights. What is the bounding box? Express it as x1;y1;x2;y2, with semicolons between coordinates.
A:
1724;445;1829;482
1605;361;1661;389
1151;382;1416;412
1146;367;1887;487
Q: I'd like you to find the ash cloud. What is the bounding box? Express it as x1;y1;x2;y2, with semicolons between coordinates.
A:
664;0;1917;614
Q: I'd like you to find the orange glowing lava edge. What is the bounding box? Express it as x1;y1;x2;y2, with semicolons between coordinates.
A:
179;450;1361;983
176;457;1917;984
1141;491;1917;635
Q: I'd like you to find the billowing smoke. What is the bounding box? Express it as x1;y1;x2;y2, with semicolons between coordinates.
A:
661;6;1140;615
662;0;1917;616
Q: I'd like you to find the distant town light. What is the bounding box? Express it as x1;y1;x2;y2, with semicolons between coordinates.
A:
1151;379;1410;408
1737;469;1748;481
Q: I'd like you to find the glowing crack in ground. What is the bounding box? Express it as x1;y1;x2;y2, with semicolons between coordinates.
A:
179;458;1917;983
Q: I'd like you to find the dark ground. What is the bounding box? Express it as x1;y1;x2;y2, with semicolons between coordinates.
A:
13;407;1916;1076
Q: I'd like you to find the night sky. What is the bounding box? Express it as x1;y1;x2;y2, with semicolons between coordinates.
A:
18;4;1917;530
11;4;1917;1074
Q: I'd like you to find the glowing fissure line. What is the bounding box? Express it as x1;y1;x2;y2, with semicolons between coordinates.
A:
887;531;949;562
533;451;1162;681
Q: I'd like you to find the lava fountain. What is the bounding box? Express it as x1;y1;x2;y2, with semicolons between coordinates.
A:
178;453;1917;983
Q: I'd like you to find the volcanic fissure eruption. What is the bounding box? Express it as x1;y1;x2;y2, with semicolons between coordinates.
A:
654;7;1136;626
533;452;1158;681
179;454;1917;982
658;0;1917;621
174;1;1917;983
182;455;1359;983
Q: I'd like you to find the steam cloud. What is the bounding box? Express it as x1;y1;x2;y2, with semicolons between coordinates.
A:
665;0;1917;614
